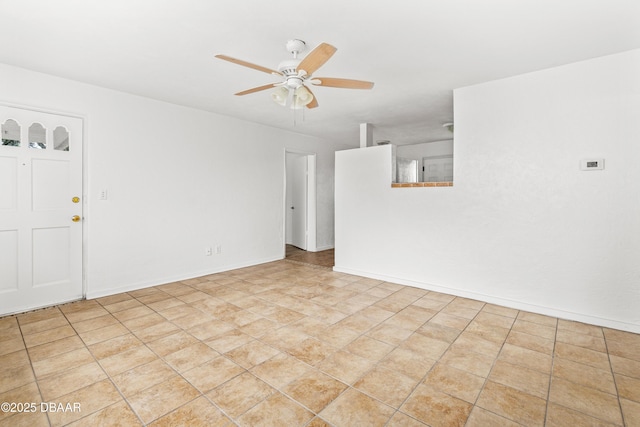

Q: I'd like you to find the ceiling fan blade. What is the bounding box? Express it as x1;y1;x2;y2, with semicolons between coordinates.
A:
305;86;319;109
234;83;277;96
311;77;374;89
306;97;319;109
296;43;337;76
215;54;282;76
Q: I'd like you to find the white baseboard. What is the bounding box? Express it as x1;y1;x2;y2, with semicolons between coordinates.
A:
333;265;640;334
86;256;282;300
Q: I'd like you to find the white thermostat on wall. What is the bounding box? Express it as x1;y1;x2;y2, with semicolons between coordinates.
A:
580;158;604;171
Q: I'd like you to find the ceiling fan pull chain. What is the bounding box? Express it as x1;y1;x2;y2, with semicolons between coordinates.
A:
293;92;297;127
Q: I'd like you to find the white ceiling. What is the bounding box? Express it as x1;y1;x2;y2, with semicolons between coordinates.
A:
1;0;639;146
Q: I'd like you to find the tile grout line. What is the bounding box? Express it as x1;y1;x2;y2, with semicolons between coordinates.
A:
59;293;196;425
120;284;245;425
206;273;353;425
14;312;53;427
249;277;400;423
542;316;560;427
134;276;312;425
603;330;627;427
243;276;430;424
63;301;148;427
384;296;474;426
121;283;229;426
463;302;514;426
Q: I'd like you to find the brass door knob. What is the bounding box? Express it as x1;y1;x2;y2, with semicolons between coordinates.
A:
71;215;81;222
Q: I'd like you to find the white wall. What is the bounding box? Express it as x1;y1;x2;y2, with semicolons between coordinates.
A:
335;49;640;333
0;63;349;299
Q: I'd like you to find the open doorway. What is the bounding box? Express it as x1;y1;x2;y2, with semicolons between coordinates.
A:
285;152;312;250
284;150;334;267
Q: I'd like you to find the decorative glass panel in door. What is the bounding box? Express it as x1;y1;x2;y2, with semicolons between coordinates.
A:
29;122;47;149
54;126;70;151
2;119;20;147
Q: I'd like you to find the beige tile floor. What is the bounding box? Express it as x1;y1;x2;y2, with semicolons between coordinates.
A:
285;245;335;269
1;260;640;426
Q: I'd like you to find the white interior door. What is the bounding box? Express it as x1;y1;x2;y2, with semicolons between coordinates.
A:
423;155;454;182
0;106;83;315
290;154;307;250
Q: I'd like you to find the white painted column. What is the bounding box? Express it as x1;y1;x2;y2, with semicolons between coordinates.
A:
359;123;373;148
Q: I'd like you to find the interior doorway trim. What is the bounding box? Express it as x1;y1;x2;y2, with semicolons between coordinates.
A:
283;149;317;257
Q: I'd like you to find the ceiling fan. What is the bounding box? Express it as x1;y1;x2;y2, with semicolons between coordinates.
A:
215;39;374;109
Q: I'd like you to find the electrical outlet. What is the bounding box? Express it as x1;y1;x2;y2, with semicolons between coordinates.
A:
215;245;222;254
99;189;108;200
205;247;212;256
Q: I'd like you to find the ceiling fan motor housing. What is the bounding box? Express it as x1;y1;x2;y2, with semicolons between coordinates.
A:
278;56;305;89
277;58;301;76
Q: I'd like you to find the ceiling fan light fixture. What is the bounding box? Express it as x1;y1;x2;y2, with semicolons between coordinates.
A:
271;87;289;106
291;86;313;109
272;86;314;109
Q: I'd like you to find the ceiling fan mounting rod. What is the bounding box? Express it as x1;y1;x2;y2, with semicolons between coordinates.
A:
286;39;306;59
